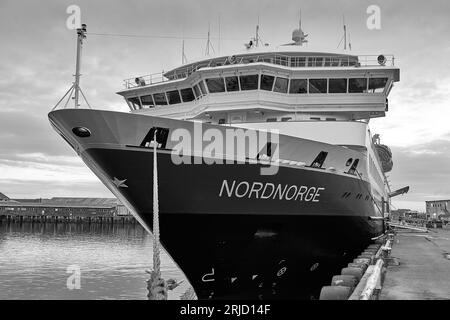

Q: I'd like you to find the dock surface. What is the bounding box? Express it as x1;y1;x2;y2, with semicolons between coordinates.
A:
380;227;450;300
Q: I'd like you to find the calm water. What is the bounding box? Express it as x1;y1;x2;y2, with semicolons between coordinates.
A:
0;221;188;300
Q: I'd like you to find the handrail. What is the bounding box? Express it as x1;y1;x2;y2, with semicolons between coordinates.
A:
124;54;395;89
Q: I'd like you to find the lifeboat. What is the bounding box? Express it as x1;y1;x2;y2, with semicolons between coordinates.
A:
375;144;393;172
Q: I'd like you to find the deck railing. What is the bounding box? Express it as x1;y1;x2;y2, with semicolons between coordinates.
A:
124;54;395;89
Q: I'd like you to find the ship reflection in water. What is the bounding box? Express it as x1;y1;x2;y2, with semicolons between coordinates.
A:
0;222;188;300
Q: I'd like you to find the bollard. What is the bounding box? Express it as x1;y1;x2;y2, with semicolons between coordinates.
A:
348;262;368;273
320;286;352;300
341;267;364;281
354;258;371;265
331;275;358;289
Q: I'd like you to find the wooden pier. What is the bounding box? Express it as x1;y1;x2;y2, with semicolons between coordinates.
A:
0;213;136;224
0;195;137;224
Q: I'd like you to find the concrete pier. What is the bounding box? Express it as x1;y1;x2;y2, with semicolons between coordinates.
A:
380;226;450;300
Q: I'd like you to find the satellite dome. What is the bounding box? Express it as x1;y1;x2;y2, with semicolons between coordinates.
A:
292;29;302;43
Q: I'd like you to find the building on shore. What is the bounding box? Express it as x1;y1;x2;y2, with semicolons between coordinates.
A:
390;209;425;220
0;192;132;219
426;200;450;221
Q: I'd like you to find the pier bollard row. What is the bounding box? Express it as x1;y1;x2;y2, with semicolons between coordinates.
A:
319;233;394;300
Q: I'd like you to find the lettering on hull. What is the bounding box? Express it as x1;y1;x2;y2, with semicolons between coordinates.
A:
219;180;325;202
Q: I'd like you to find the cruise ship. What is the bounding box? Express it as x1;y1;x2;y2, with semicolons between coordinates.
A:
49;23;400;299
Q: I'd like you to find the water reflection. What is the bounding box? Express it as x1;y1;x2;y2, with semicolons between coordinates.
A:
0;221;187;300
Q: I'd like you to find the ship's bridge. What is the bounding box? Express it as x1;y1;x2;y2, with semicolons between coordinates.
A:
116;50;399;124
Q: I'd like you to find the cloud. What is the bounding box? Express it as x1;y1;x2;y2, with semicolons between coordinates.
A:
389;139;450;211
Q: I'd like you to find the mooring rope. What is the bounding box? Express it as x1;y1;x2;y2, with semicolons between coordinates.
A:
147;130;168;300
146;130;194;300
153;131;161;278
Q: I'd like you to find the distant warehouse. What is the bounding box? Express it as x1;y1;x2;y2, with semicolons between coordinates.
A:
0;192;132;218
426;200;450;221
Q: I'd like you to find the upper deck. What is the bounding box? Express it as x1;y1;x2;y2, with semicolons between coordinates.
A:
121;50;396;90
116;47;399;124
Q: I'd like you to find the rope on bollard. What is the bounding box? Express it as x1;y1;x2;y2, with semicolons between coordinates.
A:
147;131;168;300
146;130;184;300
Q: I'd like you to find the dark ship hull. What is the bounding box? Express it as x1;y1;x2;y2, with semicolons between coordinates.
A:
49;109;384;299
87;148;383;299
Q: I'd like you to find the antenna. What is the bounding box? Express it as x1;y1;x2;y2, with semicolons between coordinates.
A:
255;15;260;47
299;9;302;30
348;31;352;51
337;15;349;50
205;23;215;56
205;23;210;56
218;14;221;54
343;15;347;50
181;40;187;64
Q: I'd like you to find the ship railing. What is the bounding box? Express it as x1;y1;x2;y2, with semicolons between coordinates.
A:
124;54;395;89
124;72;169;89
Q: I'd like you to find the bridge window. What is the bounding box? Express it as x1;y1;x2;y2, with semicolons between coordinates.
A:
239;75;259;90
274;56;288;66
329;78;348;93
206;78;225;93
167;90;181;104
369;78;388;93
291;57;306;67
260;74;275;91
308;57;324;67
153;93;168;105
128;97;141;109
180;88;195;102
193;85;201;98
349;78;368;93
289;79;307;94
273;77;289;93
140;94;155;107
315;57;324;66
198;81;207;95
309;79;327;94
225;76;239;92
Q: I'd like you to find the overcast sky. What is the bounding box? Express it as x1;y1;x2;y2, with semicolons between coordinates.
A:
1;0;449;211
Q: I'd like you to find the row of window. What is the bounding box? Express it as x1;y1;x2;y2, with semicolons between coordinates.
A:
128;75;389;109
428;203;448;208
168;56;361;80
205;75;388;94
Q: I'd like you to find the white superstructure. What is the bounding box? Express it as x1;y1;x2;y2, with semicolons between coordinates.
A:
115;27;399;212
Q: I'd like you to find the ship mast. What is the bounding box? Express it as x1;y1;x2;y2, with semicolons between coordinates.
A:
343;15;347;50
52;23;91;111
74;24;87;108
